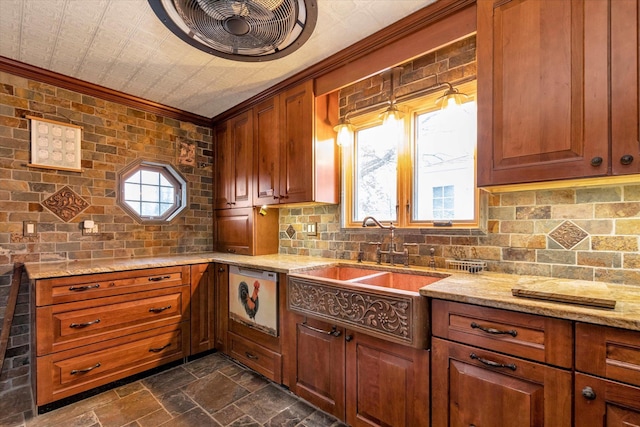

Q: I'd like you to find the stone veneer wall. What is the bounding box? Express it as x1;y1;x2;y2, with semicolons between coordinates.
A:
279;35;640;286
0;70;213;416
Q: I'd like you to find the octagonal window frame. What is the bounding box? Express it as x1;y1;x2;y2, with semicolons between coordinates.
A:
117;159;187;224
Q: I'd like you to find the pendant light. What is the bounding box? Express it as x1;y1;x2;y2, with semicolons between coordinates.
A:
435;82;469;110
333;112;354;147
379;67;404;129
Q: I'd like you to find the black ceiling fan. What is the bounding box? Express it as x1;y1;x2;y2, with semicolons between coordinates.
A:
149;0;318;62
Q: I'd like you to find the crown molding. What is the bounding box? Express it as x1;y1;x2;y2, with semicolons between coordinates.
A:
0;56;212;127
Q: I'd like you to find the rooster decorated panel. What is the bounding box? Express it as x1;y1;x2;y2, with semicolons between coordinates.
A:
228;266;279;337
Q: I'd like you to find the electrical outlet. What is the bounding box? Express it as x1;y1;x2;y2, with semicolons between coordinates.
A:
306;222;317;236
82;223;100;235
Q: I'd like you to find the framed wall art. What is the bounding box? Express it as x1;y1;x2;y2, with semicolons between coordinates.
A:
28;116;82;172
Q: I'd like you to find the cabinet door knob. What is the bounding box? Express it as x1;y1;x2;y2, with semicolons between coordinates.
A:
590;156;603;167
345;335;353;342
582;386;596;400
218;267;225;273
620;155;634;165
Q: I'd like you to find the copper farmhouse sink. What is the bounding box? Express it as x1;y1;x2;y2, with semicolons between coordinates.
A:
287;264;448;348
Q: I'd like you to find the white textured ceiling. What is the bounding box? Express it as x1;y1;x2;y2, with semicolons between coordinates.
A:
0;0;435;118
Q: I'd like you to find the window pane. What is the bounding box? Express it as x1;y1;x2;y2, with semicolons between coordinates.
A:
124;182;140;202
125;200;141;215
141;184;159;202
141;170;159;185
414;102;477;221
354;125;398;222
141;202;159;216
125;171;141;184
160;186;175;203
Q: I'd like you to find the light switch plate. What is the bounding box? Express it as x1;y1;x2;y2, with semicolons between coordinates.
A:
23;221;37;237
306;222;317;236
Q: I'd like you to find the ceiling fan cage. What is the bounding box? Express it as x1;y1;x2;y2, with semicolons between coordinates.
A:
149;0;317;61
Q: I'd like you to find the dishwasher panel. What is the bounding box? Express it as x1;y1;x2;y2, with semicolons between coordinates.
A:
228;266;278;337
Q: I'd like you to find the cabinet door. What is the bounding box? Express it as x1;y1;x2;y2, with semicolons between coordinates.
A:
293;318;346;420
214;208;253;255
611;0;640;175
279;80;314;203
190;263;214;355
477;0;609;185
575;373;640;426
254;95;281;206
214;123;232;209
432;337;572;427
346;332;430;427
214;263;228;352
228;110;253;208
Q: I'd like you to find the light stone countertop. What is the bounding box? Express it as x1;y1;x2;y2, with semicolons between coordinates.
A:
24;252;640;331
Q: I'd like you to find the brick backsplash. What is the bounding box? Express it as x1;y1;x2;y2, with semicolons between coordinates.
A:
279;184;640;286
0;71;213;400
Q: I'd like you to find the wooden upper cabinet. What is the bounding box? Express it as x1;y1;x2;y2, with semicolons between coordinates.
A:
253;80;338;206
254;95;281;206
611;0;640;175
214;110;253;209
279;80;315;204
477;0;610;186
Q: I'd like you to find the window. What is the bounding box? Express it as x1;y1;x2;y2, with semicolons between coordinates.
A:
117;159;187;223
343;82;478;228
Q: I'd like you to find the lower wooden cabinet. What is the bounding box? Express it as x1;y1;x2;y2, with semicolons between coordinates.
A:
574;373;640;426
291;318;346;419
346;331;430;427
32;266;192;407
190;263;215;355
431;337;572;426
287;314;429;427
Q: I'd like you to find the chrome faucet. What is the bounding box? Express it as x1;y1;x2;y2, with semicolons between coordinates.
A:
361;216;408;266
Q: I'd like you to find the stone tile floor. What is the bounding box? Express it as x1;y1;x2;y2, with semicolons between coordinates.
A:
0;352;346;427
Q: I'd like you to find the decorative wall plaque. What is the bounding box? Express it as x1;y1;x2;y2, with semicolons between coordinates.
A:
28;116;82;172
178;138;196;166
42;186;90;222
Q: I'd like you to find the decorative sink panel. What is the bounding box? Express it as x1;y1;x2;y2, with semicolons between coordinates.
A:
287;264;448;349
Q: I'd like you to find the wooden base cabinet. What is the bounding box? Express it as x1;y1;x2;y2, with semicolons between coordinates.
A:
346;332;430;427
431;337;572;426
32;266;191;407
574;323;640;426
190;263;215;355
290;317;346;419
287;315;429;427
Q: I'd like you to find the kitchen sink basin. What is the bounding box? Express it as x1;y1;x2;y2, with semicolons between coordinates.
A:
287;264;449;348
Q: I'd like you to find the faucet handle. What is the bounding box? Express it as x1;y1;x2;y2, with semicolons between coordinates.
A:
366;241;382;246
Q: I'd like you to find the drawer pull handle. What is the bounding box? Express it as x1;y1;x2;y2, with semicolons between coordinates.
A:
69;319;101;328
470;353;516;371
149;305;172;313
149;343;171;353
245;352;259;360
71;362;101;375
301;321;342;337
68;284;100;291
148;275;171;282
582;386;596;400
470;322;517;337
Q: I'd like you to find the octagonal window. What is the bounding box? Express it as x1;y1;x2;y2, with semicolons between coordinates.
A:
117;159;187;223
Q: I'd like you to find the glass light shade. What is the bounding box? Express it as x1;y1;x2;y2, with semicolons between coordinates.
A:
333;121;354;147
380;105;404;128
436;86;468;110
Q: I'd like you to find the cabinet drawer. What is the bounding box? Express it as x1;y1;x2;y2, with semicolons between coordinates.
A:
36;286;190;355
36;322;188;406
228;332;282;382
576;323;640;387
35;265;189;306
432;300;573;368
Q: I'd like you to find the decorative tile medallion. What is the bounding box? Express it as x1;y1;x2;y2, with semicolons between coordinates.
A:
548;220;589;250
42;186;89;222
286;224;296;239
